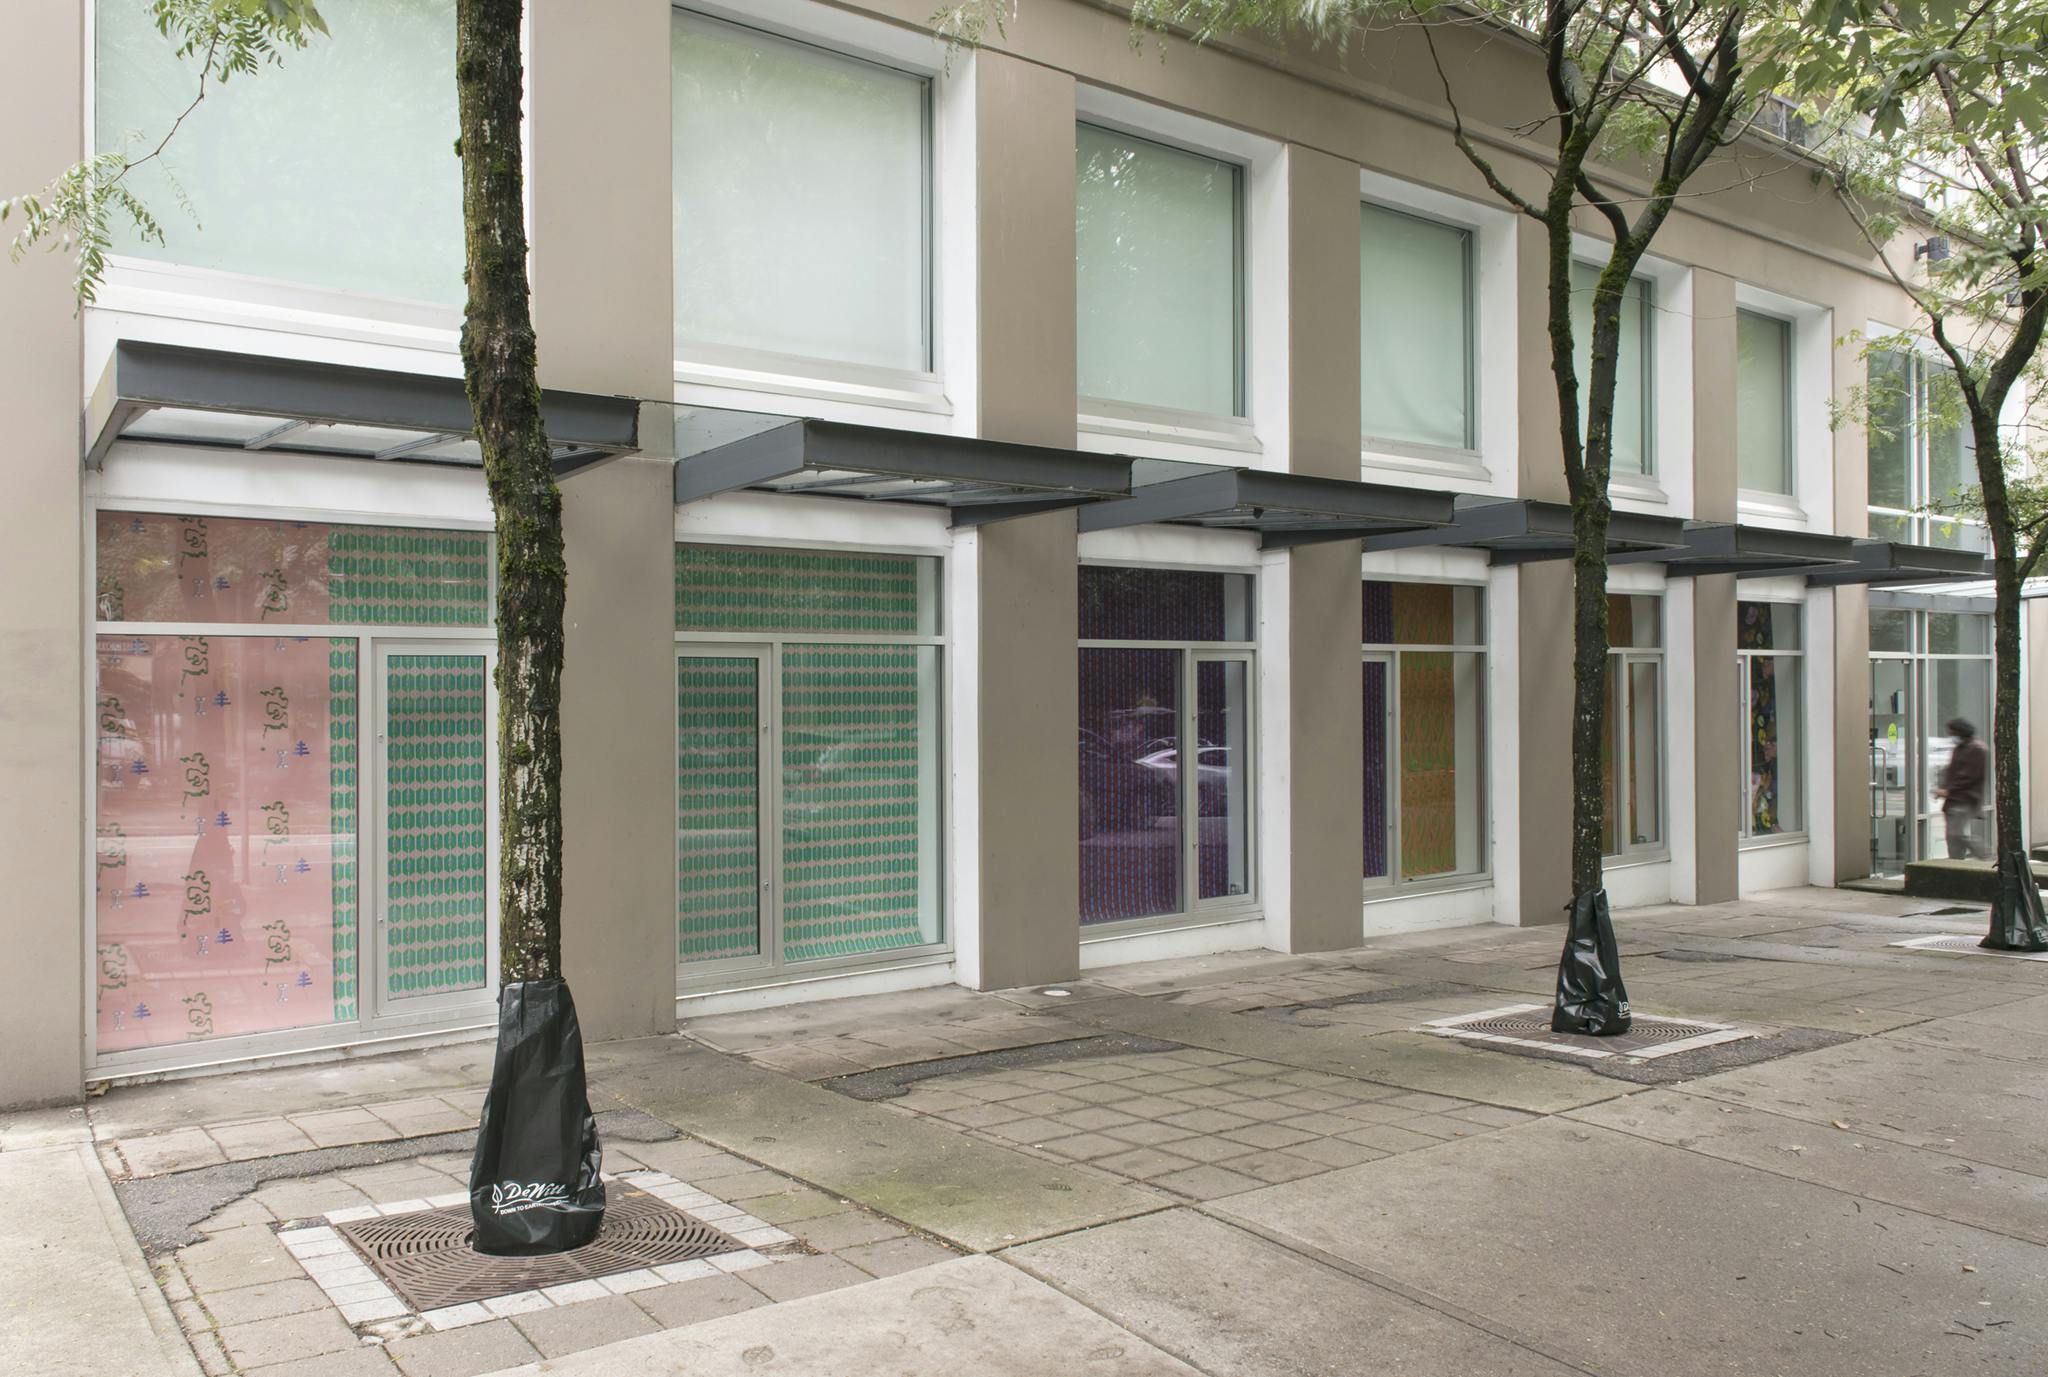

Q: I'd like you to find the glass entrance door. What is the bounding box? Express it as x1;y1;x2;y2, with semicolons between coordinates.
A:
1362;653;1393;882
1869;658;1912;875
372;645;495;1018
1193;654;1252;902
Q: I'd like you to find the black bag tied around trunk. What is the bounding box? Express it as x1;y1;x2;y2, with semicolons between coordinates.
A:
1982;852;2048;953
1552;888;1632;1036
468;979;606;1256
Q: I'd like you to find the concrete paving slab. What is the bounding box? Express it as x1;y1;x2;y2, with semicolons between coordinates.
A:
1012;1208;1582;1375
595;1043;1162;1251
0;1142;201;1376
1569;1088;2048;1245
1063;997;1630;1114
1686;1035;2048;1175
1218;1118;2048;1376
476;1256;1200;1377
1884;1009;2048;1065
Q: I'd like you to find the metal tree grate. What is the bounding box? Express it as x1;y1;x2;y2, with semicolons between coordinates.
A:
1891;934;2048;962
1423;1003;1757;1061
332;1183;744;1312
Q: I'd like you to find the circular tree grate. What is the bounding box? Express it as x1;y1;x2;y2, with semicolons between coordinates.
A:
332;1183;744;1313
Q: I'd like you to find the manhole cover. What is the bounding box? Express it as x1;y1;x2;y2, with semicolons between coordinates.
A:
331;1182;743;1312
1891;934;2048;962
1423;1003;1757;1061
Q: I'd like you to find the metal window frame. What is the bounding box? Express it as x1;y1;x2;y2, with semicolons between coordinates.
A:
1359;643;1491;893
1735;608;1807;843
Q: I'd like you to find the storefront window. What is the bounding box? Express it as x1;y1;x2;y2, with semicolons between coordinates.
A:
1866;350;1988;551
1737;601;1803;839
1078;567;1255;926
675;546;943;976
1362;582;1487;886
93;512;492;1059
1868;607;1993;874
1601;593;1665;856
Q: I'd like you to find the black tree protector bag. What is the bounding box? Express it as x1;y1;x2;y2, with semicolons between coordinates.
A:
1552;888;1633;1036
1982;852;2048;953
468;979;606;1255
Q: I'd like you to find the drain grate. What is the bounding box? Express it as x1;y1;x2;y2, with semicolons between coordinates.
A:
1891;934;2048;962
331;1182;744;1312
1423;1003;1757;1061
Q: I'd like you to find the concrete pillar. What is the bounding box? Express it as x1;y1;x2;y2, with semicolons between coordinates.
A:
962;52;1080;989
1513;218;1573;925
0;0;85;1108
1275;146;1364;953
528;1;679;1039
1688;269;1739;903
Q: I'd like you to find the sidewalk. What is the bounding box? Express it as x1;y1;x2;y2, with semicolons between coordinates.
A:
8;886;2046;1376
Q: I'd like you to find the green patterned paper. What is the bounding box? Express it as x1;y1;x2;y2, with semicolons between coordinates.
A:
329;527;491;627
677;658;763;963
383;655;489;998
675;545;926;635
329;639;360;1021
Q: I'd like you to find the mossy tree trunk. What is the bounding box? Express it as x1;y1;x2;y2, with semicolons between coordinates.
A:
455;0;563;982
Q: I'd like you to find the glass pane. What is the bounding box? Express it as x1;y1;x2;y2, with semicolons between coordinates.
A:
1865;351;1911;511
1868;510;1913;542
1926;362;1978;513
1079;566;1253;642
1079;648;1183;923
1195;661;1251;899
1600;660;1619;856
1360;202;1471;449
383;655;489;1001
1570;262;1652;475
1869;608;1912;653
1077;124;1241;415
1362;581;1484;646
96;0;461;302
676;546;937;636
1736;601;1801;651
1924;659;1993;858
94;636;359;1051
677;657;761;963
1746;654;1802;835
1398;651;1486;880
1736;310;1793;494
780;646;941;960
1928;612;1991;654
672;12;927;371
1363;659;1390;880
1869;659;1911;875
1608;594;1662;648
97;513;490;627
1626;659;1663;848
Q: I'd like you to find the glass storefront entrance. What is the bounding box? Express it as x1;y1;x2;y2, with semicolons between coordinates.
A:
1868;607;1994;874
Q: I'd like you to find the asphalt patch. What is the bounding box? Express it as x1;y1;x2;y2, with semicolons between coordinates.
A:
116;1106;677;1255
822;1033;1184;1101
1248;980;1487;1022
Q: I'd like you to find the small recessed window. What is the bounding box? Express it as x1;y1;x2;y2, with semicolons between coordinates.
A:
1736;310;1794;495
1360;203;1474;452
672;11;930;374
1569;262;1655;476
1075;124;1245;418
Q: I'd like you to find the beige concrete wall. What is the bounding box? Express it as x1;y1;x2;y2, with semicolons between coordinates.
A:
967;52;1081;989
529;1;679;1039
0;0;86;1108
1690;270;1739;903
1281;145;1365;951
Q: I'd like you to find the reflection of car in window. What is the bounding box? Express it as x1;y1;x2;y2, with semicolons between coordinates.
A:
1079;725;1178;840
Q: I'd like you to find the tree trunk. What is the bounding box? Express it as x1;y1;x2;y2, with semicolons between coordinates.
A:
455;0;563;982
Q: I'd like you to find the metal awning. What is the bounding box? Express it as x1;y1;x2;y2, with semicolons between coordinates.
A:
85;340;641;475
1073;462;1454;548
1356;496;1689;564
1806;539;1991;587
1610;521;1855;578
671;412;1133;526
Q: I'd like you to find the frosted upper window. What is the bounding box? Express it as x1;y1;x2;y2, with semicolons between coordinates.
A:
1569;261;1654;475
1076;124;1243;417
672;12;929;373
1361;202;1473;451
1736;309;1794;494
95;0;462;304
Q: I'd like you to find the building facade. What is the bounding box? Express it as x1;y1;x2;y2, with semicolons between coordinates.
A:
3;0;2042;1104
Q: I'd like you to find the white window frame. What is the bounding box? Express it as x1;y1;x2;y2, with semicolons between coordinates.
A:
1073;86;1281;464
672;540;951;994
1604;592;1669;862
1735;284;1831;528
1357;171;1517;494
1735;598;1807;845
671;1;957;425
1359;579;1491;894
83;483;502;1081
